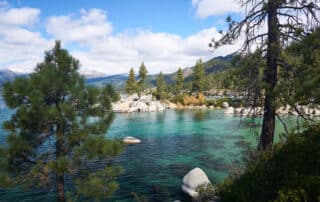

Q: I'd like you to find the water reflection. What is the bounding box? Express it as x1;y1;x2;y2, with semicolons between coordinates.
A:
192;110;206;121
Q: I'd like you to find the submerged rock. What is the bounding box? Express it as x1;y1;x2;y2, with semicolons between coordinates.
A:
182;167;211;198
123;136;141;144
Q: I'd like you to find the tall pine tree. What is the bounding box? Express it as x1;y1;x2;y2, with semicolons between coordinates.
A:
125;68;137;95
175;67;184;94
211;0;320;150
192;59;206;93
156;72;166;100
138;62;148;94
0;41;123;202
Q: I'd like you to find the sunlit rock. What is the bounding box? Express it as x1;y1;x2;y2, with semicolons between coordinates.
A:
224;107;234;114
112;102;131;113
222;102;229;108
182;167;211;198
123;136;141;144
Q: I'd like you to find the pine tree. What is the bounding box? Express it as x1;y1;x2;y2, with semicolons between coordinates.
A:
125;68;137;95
138;62;148;93
210;0;320;150
280;28;320;108
175;67;184;94
156;72;166;100
192;59;206;93
0;41;123;202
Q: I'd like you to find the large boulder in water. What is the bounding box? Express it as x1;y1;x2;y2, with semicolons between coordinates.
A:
182;167;211;198
123;136;141;144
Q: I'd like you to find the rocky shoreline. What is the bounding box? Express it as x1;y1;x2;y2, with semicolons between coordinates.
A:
112;94;320;117
225;104;320;117
112;94;166;113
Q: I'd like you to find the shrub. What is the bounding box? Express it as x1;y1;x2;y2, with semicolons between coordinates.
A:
196;184;217;202
182;93;206;106
205;99;216;107
214;98;231;108
217;123;320;202
169;93;186;104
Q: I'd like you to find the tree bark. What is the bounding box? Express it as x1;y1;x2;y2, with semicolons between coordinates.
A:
258;0;280;151
56;123;65;202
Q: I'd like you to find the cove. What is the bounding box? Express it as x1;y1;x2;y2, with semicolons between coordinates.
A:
0;105;297;201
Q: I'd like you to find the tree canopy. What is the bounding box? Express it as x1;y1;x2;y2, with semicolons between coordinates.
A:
156;72;166;100
0;41;123;201
138;62;148;93
192;59;207;93
175;67;184;94
125;68;138;95
211;0;320;150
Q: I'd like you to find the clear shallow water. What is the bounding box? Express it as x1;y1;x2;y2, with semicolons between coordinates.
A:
0;99;297;202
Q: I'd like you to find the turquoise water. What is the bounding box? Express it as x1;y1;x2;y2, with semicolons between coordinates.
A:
0;100;297;201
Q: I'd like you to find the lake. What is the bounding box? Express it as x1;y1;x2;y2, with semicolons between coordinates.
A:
0;100;296;201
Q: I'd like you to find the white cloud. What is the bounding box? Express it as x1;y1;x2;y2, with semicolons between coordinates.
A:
46;9;241;74
46;9;112;43
1;6;241;75
192;0;242;18
0;3;52;73
0;7;40;26
71;27;241;74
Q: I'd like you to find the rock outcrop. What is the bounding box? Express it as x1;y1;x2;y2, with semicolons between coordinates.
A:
182;167;211;198
112;94;166;113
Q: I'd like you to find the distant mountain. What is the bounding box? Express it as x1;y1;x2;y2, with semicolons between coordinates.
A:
86;74;128;89
147;53;234;85
0;69;25;87
0;54;234;90
79;69;108;79
85;54;234;89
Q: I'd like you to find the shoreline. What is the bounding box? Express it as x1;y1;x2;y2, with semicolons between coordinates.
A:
112;94;320;117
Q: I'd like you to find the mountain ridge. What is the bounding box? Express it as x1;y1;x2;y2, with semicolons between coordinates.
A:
0;54;234;89
86;54;234;88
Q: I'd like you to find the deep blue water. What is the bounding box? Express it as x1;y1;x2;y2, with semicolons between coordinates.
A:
0;98;295;202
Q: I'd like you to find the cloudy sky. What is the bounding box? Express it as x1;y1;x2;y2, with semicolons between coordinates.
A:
0;0;244;75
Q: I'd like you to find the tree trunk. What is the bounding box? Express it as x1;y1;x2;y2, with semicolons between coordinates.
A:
258;0;279;151
57;172;65;202
56;124;65;202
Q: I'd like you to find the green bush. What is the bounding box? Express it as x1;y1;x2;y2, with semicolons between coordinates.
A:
205;99;216;106
196;184;217;202
213;98;230;107
230;98;243;108
217;123;320;202
169;93;187;104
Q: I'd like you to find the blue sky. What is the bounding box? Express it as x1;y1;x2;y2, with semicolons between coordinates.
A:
0;0;243;75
